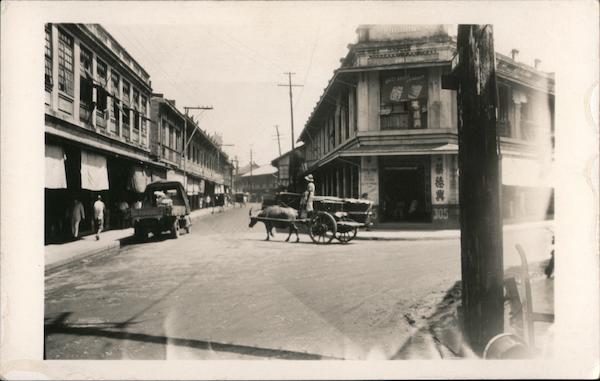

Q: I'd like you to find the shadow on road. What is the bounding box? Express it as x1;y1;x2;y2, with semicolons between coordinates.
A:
119;232;183;248
391;281;471;359
44;320;340;360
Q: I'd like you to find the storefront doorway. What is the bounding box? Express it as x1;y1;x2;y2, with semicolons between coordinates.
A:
379;156;430;222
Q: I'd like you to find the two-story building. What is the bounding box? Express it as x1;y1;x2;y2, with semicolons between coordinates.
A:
150;94;234;210
270;145;306;191
44;23;166;242
238;165;279;202
297;25;554;228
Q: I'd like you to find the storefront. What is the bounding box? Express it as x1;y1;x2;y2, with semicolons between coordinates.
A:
378;155;432;223
44;139;167;243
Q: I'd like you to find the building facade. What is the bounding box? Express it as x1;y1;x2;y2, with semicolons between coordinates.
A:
44;24;234;243
44;23;163;243
149;95;234;209
270;146;306;191
297;25;555;227
238;165;279;202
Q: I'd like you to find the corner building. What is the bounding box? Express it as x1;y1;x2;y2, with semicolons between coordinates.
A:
297;25;554;228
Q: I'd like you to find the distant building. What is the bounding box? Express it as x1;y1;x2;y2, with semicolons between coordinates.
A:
44;23;162;242
149;94;233;210
297;25;554;228
270;145;306;191
238;165;279;202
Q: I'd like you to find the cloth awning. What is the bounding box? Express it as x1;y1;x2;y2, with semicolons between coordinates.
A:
502;157;554;187
186;177;200;196
130;166;151;193
166;170;185;186
45;144;67;189
151;169;167;183
81;150;109;191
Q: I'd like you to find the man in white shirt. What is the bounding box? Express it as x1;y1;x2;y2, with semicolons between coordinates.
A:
304;174;315;218
93;195;106;240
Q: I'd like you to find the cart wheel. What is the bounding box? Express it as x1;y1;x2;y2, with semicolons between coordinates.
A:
171;220;180;239
309;212;337;244
185;224;191;234
335;227;357;243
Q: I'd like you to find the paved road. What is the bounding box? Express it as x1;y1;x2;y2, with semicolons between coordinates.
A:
45;204;552;360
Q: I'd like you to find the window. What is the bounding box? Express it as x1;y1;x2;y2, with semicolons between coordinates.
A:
97;59;107;85
141;96;147;145
111;70;120;95
122;106;130;125
45;25;53;89
57;30;74;96
380;70;428;130
122;80;130;105
79;45;92;77
133;89;139;109
498;84;511;137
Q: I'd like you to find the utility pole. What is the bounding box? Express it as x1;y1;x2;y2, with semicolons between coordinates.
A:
278;72;303;191
183;105;213;189
274;125;282;156
454;24;504;354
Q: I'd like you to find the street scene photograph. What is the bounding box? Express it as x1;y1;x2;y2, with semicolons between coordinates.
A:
41;20;558;361
0;2;594;377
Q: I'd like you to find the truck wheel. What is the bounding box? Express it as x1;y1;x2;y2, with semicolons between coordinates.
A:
134;227;146;241
171;220;180;239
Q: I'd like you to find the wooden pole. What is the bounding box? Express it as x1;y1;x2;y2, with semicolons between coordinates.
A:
456;24;504;354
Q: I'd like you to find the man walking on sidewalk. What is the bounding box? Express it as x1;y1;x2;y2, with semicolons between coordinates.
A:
93;195;106;241
69;198;85;239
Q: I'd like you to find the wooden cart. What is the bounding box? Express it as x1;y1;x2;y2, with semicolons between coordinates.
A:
253;192;373;244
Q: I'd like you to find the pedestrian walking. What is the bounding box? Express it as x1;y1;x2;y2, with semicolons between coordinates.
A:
93;195;106;240
303;174;315;218
117;199;129;229
69;198;85;239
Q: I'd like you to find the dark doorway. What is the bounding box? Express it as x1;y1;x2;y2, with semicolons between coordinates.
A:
379;158;429;222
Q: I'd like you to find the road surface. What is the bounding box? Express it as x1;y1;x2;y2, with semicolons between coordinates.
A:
45;204;552;360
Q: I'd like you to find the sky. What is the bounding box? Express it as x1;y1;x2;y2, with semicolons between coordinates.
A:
103;2;563;168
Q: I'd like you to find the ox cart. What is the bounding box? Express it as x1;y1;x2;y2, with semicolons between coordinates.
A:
250;192;373;244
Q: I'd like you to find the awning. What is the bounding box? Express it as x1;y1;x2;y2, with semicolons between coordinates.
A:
130;166;151;193
502;157;554;187
151;168;167;182
186;177;200;196
166;170;185;186
81;150;109;191
45;144;67;189
339;143;458;158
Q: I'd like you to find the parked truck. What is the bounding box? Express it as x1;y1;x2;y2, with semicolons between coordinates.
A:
130;181;192;240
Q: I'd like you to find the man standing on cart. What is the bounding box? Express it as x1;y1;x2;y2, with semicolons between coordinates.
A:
303;174;316;218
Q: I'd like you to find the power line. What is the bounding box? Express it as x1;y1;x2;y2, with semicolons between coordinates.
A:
294;26;321;109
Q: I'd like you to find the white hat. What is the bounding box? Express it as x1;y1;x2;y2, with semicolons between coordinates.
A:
304;174;314;182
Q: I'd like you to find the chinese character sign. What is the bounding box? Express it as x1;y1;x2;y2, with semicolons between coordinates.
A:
431;155;447;205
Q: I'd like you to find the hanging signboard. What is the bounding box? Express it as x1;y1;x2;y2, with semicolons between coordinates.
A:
381;74;427;104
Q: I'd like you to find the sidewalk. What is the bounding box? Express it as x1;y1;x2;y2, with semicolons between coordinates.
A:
355;219;553;241
45;205;233;273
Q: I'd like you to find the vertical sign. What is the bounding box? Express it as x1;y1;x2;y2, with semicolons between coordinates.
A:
431;155;448;220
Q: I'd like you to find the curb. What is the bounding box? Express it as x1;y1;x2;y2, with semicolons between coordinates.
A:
45;241;121;275
354;235;460;241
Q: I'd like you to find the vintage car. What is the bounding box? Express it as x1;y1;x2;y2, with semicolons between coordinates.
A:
130;181;192;240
